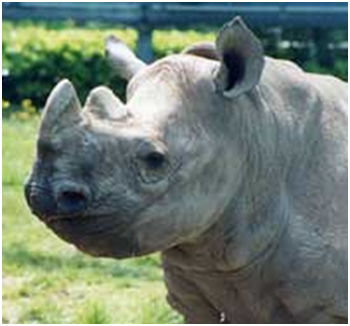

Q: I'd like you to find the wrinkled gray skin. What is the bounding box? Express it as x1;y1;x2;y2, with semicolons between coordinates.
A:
25;17;347;323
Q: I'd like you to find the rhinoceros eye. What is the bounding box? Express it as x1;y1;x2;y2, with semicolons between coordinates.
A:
136;143;169;184
142;151;166;170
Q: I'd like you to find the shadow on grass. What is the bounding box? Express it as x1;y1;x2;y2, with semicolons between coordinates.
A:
3;242;161;281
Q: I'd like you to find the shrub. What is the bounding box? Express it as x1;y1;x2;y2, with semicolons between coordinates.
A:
3;21;137;108
2;21;347;112
153;29;216;57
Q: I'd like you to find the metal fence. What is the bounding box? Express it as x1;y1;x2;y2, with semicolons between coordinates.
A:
3;2;348;61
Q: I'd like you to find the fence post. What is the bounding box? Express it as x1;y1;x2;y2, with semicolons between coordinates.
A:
136;25;153;63
313;28;334;68
136;3;153;62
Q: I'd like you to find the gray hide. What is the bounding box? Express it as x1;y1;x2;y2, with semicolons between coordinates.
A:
25;17;347;323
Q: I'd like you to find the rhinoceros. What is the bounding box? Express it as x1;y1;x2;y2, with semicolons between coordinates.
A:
25;17;347;323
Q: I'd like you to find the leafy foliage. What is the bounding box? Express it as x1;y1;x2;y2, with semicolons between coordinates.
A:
3;21;136;107
2;21;347;112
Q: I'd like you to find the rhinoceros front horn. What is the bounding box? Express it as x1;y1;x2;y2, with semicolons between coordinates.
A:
40;79;82;134
105;35;147;81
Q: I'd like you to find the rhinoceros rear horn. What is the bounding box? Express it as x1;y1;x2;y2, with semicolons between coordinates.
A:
105;35;146;81
40;79;82;133
84;86;128;121
214;17;265;98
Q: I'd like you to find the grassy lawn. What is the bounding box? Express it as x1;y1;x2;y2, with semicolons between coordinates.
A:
2;118;182;324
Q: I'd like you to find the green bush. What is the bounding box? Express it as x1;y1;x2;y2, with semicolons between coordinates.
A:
153;29;216;57
2;21;347;112
3;21;137;108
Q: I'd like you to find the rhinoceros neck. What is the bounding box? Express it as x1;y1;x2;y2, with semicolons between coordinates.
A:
163;182;290;275
162;87;293;274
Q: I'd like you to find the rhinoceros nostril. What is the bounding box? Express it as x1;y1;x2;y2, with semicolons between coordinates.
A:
57;189;88;216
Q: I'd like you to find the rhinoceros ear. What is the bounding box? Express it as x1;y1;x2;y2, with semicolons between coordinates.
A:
105;35;147;81
214;17;264;98
84;86;127;121
40;79;81;133
182;42;218;61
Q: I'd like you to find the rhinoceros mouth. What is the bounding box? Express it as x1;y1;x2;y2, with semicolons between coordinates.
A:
46;214;139;258
46;214;117;235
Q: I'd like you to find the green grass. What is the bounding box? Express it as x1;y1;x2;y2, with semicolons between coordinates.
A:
2;118;182;324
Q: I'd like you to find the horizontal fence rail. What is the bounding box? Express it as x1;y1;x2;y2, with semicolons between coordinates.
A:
3;2;348;28
2;2;348;109
3;2;348;62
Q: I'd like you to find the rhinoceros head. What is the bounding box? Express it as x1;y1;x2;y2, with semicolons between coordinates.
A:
25;17;265;258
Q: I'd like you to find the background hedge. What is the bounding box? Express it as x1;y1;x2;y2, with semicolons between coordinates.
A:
2;21;136;108
2;21;348;111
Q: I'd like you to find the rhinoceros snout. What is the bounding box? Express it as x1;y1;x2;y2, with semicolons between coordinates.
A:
24;180;90;222
24;181;57;220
